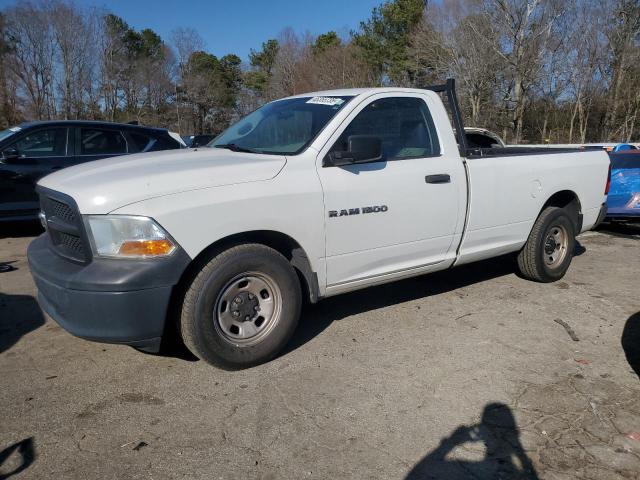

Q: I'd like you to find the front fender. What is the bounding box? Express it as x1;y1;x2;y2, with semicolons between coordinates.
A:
110;169;327;296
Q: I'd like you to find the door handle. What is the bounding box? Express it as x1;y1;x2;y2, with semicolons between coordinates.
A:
425;174;451;184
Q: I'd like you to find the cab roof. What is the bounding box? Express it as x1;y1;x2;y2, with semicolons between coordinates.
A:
286;87;434;99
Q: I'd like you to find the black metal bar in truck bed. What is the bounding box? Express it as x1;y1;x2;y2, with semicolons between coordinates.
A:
422;78;468;157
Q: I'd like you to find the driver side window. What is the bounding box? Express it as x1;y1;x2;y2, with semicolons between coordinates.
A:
330;97;440;162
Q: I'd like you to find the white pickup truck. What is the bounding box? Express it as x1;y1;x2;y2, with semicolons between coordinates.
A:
28;80;610;368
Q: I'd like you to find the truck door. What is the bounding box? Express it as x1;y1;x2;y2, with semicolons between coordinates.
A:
316;93;465;290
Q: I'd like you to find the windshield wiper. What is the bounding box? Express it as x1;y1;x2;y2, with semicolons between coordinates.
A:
214;143;260;153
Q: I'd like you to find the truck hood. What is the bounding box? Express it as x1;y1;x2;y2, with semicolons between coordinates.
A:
38;148;287;214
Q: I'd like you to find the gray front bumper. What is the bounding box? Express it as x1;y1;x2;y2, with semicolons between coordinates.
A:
28;234;191;351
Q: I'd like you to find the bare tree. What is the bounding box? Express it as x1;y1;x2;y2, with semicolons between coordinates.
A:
411;3;505;127
171;27;205;68
49;0;100;119
479;0;564;142
564;0;608;143
5;2;57;119
170;27;205;132
270;28;305;97
100;13;127;121
308;41;376;90
0;12;20;126
601;0;640;141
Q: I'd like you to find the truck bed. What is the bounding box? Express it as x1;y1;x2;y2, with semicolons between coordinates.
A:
456;148;609;266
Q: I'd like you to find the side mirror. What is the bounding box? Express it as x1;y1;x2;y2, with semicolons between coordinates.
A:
1;148;19;161
323;135;382;167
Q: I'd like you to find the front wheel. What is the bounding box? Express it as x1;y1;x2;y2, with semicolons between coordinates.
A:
517;206;576;282
180;244;302;369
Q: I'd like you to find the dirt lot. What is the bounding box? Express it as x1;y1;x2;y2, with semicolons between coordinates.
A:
1;223;640;480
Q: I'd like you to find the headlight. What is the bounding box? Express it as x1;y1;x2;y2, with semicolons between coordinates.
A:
85;215;176;258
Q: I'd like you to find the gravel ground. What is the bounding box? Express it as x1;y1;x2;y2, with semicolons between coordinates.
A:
1;222;639;480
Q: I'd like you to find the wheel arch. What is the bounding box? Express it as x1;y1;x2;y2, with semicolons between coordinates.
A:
540;190;583;233
177;230;319;305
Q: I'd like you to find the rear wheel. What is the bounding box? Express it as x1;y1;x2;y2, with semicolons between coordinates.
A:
517;206;576;282
180;244;301;369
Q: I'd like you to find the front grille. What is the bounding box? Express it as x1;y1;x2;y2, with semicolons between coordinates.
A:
49;199;76;223
39;190;90;263
52;230;84;255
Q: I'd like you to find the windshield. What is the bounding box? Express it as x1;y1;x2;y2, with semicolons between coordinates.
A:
0;126;21;143
210;95;353;155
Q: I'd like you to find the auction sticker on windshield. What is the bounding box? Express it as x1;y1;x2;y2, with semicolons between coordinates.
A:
306;97;345;106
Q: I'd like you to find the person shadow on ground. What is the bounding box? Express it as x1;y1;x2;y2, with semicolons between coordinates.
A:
0;437;35;479
405;403;539;480
622;312;640;378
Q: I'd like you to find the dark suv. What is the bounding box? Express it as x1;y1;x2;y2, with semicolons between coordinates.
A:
0;121;183;221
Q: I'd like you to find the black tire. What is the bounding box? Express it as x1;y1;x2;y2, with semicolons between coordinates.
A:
517;206;576;283
180;244;301;369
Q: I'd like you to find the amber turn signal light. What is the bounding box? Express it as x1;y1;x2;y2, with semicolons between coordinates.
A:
117;239;175;257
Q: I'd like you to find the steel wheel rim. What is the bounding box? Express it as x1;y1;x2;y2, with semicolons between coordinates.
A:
543;224;568;268
214;272;282;346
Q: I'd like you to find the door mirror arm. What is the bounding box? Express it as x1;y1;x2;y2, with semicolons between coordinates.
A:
323;151;355;167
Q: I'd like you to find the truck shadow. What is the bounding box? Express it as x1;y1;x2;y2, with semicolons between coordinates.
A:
154;336;199;362
596;222;640;239
154;254;523;363
622;312;640;379
404;403;538;479
574;239;586;256
0;294;45;354
286;254;519;355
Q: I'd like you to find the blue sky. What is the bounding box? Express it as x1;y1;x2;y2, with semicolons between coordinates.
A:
0;0;383;61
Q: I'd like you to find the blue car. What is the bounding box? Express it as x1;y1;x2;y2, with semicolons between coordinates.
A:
607;151;640;220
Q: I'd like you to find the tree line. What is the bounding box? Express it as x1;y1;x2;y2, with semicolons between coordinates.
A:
0;0;639;144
